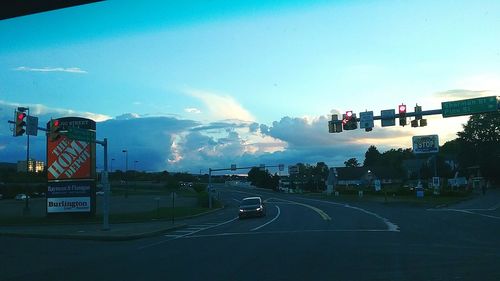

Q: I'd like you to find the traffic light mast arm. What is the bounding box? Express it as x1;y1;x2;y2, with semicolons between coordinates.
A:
7;120;47;131
331;108;444;123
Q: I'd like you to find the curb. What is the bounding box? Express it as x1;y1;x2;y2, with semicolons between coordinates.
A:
0;206;227;241
0;223;187;241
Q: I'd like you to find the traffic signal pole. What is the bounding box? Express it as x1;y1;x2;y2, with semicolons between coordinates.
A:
24;108;30;213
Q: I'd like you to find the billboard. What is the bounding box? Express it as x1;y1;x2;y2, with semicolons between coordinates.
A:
46;117;96;215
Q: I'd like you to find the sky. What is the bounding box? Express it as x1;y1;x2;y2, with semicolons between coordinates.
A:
1;0;499;173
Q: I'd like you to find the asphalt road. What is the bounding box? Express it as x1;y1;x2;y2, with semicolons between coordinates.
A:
2;185;499;281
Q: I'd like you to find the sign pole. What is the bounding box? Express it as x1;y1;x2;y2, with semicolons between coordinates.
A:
208;168;212;209
102;138;110;230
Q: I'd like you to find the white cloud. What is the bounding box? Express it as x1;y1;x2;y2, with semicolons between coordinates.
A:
13;66;87;74
184;107;202;114
115;113;140;120
0;100;111;122
186;89;255;121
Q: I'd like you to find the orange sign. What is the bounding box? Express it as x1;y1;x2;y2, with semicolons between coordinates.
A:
47;136;92;180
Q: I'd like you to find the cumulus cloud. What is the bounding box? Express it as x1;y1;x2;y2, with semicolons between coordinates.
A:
115;113;140;120
434;89;492;100
13;66;87;74
1;99;464;173
186;89;255;121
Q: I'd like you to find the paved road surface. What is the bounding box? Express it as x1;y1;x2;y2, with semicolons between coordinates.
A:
2;185;499;281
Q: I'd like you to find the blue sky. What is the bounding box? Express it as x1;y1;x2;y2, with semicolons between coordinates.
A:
1;0;499;173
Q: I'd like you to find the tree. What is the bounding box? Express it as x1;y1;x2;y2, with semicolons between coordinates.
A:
457;112;500;181
248;167;278;189
344;158;360;167
363;145;381;167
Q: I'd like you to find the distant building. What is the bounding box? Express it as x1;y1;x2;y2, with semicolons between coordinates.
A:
335;166;402;187
17;159;45;173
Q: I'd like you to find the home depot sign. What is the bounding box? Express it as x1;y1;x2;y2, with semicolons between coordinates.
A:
47;117;96;180
47;137;91;179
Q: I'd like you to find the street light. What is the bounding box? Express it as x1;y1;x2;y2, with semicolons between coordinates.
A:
122;150;128;198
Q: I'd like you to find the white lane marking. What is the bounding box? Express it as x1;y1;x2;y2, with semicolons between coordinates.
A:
267;197;331;221
164;235;181;238
299;197;400;232
427;208;500;220
174;230;197;233
233;198;241;203
137;216;239;250
185;228;397;239
251;205;281;231
462;201;500;211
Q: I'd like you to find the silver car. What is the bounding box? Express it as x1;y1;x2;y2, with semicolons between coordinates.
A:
239;197;266;219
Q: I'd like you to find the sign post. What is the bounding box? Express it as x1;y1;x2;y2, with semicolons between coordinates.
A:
412;134;440;196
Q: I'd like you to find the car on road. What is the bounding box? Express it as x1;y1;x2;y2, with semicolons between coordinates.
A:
14;194;30;201
239;197;266;219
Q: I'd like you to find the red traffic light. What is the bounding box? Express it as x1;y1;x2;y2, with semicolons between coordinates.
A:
17;112;26;120
53;120;59;127
398;104;406;113
346;111;353;119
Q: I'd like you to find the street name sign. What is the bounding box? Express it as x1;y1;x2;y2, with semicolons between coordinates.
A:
412;135;439;154
442;96;498;118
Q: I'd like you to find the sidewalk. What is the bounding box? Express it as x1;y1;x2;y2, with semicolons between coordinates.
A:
0;205;225;241
0;220;186;241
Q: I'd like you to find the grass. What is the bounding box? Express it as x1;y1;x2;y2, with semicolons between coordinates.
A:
0;206;214;226
109;185;199;198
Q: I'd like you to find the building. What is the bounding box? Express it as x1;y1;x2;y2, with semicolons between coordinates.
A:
17;159;45;173
335;166;403;187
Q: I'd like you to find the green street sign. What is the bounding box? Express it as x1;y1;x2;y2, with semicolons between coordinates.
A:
63;127;96;143
442;96;498;118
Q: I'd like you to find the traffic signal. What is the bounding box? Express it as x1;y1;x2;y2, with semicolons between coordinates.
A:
328;121;334;133
398;104;407;126
49;119;61;141
414;105;422;120
14;111;26;136
342;111;357;130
